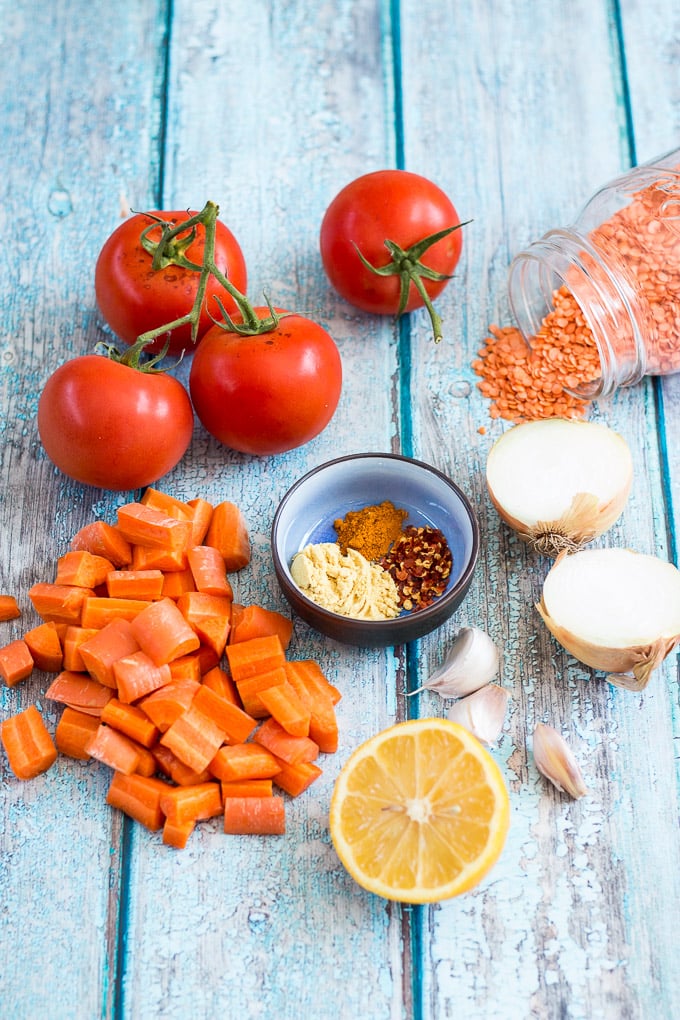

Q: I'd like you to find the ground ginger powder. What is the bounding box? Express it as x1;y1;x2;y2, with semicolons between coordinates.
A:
291;543;401;620
334;500;408;562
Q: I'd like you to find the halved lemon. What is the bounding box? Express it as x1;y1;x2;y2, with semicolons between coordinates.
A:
329;718;510;903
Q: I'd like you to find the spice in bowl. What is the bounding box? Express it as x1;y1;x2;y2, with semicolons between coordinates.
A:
290;501;453;621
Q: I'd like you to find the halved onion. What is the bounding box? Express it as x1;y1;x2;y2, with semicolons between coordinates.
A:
537;547;680;690
486;418;633;556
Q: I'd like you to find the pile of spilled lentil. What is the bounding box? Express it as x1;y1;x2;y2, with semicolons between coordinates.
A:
473;286;600;422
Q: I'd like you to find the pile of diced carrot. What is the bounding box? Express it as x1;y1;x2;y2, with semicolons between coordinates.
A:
0;488;340;847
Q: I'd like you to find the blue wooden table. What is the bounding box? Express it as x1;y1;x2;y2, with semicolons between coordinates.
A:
2;2;679;1017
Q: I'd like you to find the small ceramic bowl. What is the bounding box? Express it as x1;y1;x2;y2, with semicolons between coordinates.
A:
271;453;480;647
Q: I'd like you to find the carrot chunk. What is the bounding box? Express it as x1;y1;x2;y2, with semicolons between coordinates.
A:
271;757;323;797
1;705;58;779
159;781;223;824
130;597;201;666
106;772;167;831
140;488;193;519
187;545;233;597
28;582;93;625
284;660;339;752
113;651;173;704
229;603;293;650
168;653;203;684
153;744;212;786
0;639;34;686
258;680;312;738
117;502;192;554
23;621;64;672
139;679;200;732
106;570;165;601
234;666;287;718
186;498;214;545
55;550;114;589
160;703;226;773
163;817;195;849
209;742;281;782
70;520;132;567
253;717;319;765
0;595;21;622
78;618;141;688
80;596;152;629
223;795;286;835
161;568;196;600
192;684;257;744
85;723;142;775
221;779;274;798
62;626;100;672
201;666;241;706
205;501;251;571
225;634;286;682
55;706;101;760
177;591;232;659
100;698;160;748
45;670;113;716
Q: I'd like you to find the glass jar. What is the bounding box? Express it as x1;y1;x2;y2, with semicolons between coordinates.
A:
507;146;680;398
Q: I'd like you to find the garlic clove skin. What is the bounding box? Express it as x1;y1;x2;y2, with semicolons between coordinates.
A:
447;684;510;745
414;626;500;698
532;722;589;799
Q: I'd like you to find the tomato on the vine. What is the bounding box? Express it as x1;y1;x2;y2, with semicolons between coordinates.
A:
319;170;465;341
95;209;247;355
189;310;342;456
37;352;194;490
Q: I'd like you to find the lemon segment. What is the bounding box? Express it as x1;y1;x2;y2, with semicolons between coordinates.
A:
329;718;510;903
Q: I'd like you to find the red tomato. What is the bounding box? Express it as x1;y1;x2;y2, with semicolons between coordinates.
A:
94;209;247;355
319;170;463;317
189;311;342;456
37;355;194;490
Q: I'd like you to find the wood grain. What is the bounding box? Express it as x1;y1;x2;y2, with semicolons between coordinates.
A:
1;0;679;1017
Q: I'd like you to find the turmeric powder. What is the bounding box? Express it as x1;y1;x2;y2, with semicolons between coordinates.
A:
334;501;408;562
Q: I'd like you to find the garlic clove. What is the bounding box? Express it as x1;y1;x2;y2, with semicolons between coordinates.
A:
447;684;510;745
412;626;500;698
532;722;588;799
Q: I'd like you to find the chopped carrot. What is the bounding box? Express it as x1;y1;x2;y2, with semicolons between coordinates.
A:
221;779;273;798
132;745;158;777
196;644;220;675
130;597;200;666
23;621;64;672
140;488;193;519
225;634;286;682
117;502;192;554
163;817;195;849
85;723;142;775
113;652;173;704
159;781;223;824
223;795;286;835
284;660;339;753
234;665;287;719
80;596;152;629
160;703;226;773
168;653;202;684
1;705;58;780
55;706;100;760
205;501;251;571
253;717;319;765
55;550;114;589
45;670;113;716
78;618;140;688
105;772;167;831
186;498;214;545
192;684;257;744
101;698;160;748
0;638;34;686
202;666;241;706
153;743;212;786
70;520;132;567
161;568;196;600
139;678;200;732
106;570;165;601
187;545;233;597
258;680;311;738
62;626;100;672
209;742;281;782
0;595;20;622
131;544;188;572
271;757;323;797
28;582;93;625
177;591;232;658
229;603;293;650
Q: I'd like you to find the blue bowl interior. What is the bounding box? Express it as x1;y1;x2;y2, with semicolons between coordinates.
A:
273;455;477;614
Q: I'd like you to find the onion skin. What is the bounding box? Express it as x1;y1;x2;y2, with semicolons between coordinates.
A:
486;419;633;557
536;548;680;690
